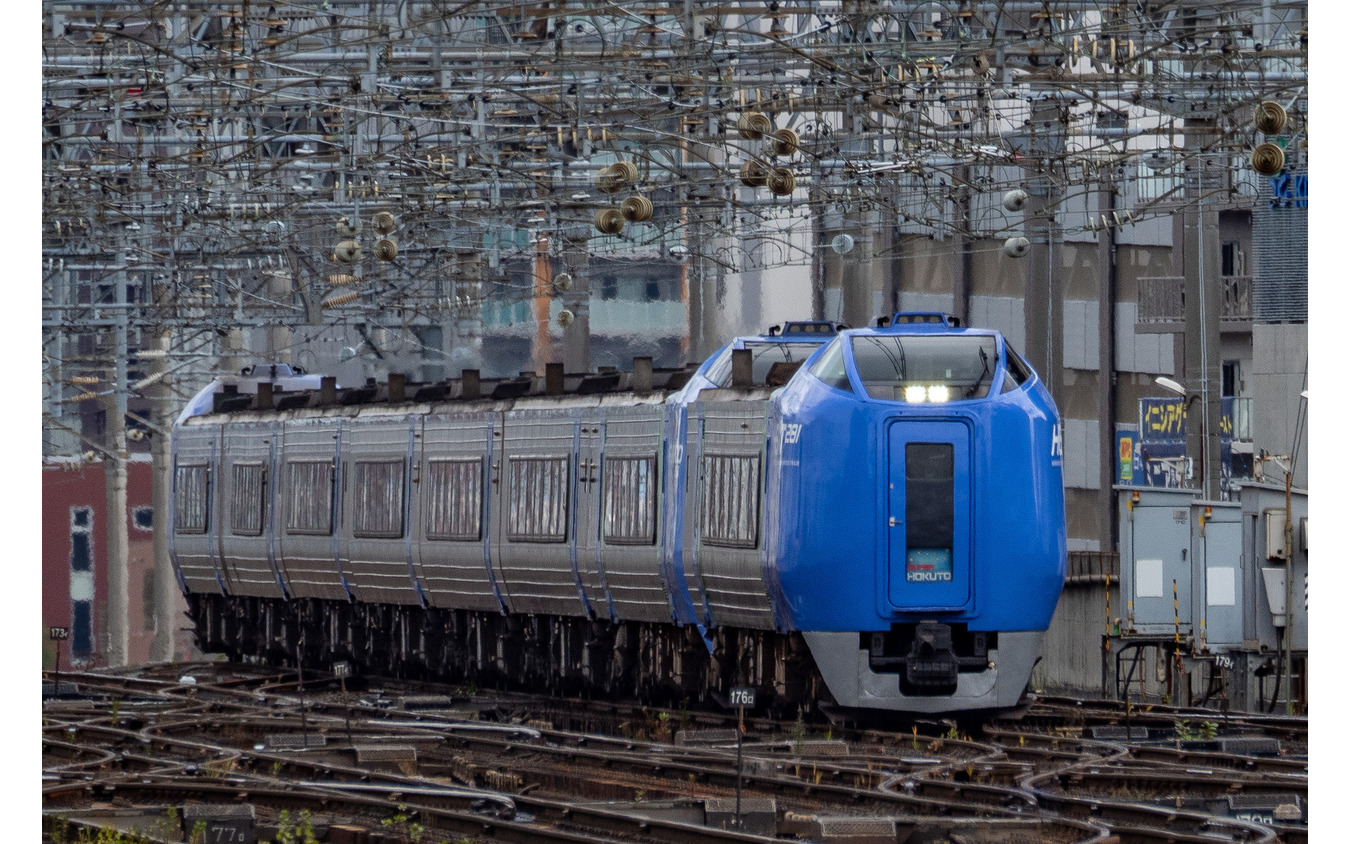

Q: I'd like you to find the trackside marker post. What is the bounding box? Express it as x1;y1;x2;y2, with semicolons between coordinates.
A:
50;627;70;695
730;686;755;829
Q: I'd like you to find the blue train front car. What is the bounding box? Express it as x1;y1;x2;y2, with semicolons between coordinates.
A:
771;313;1066;713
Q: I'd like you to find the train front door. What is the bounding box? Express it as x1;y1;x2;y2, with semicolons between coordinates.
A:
885;420;974;612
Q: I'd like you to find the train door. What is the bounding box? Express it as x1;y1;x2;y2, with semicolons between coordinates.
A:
218;419;287;598
575;411;610;620
885;419;974;611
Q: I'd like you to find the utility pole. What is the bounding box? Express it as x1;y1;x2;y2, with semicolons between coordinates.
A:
1182;118;1224;501
150;329;177;663
103;264;130;668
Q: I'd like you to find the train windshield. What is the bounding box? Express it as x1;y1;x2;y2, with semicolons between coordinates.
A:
704;341;827;386
850;335;999;402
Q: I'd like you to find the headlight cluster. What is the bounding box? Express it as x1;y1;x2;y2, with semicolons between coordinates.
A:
903;385;951;403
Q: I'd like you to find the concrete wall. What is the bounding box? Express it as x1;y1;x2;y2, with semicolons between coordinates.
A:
1251;323;1308;489
1034;579;1119;698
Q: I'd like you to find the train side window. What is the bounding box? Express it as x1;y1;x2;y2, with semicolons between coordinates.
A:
285;460;335;535
229;463;266;536
353;460;407;539
700;453;761;549
603;455;658;545
1001;345;1033;393
174;464;209;534
507;456;570;543
425;458;484;541
808;339;852;392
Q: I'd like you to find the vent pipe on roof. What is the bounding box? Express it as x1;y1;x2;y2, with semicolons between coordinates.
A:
731;349;753;389
633;356;653;393
546;362;564;395
461;369;480;400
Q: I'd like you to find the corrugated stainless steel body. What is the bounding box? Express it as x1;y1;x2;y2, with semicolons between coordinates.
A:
593;399;670;623
277;414;351;601
494;401;592;617
418;410;502;612
219;419;286;598
172;424;223;594
341;407;423;606
683;390;776;630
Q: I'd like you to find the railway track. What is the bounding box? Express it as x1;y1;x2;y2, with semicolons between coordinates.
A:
43;665;1307;843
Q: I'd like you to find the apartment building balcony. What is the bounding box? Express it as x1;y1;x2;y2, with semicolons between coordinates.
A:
1136;275;1253;333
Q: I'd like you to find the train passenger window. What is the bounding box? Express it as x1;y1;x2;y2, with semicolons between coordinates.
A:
507;457;569;543
353;460;407;539
1001;345;1033;393
705;341;826;387
700;454;761;549
808;338;852;392
229;463;266;536
603;455;658;545
850;335;997;401
285;460;334;535
174;464;209;534
425;458;483;541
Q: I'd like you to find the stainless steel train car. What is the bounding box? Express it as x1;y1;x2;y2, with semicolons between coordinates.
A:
171;316;1066;716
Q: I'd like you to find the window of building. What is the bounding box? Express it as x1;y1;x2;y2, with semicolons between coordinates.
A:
1221;241;1243;276
70;506;94;660
132;506;153;531
1222;361;1240;397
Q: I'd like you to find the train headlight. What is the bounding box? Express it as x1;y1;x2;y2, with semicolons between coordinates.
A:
904;385;929;402
927;385;951;403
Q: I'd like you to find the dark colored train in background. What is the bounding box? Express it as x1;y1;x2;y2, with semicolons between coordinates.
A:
170;313;1066;717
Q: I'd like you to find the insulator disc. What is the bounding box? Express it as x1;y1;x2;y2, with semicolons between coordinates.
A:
334;240;362;263
372;211;397;234
374;237;398;261
612;160;639;184
1250;142;1285;176
739;160;768;187
595;164;621;194
1253;100;1287;135
594;208;625;234
771;127;800;156
737;111;772;139
323;289;360;307
620;195;653;222
767;166;796;196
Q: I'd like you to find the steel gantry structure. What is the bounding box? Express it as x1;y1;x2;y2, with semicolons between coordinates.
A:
42;1;1308;666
